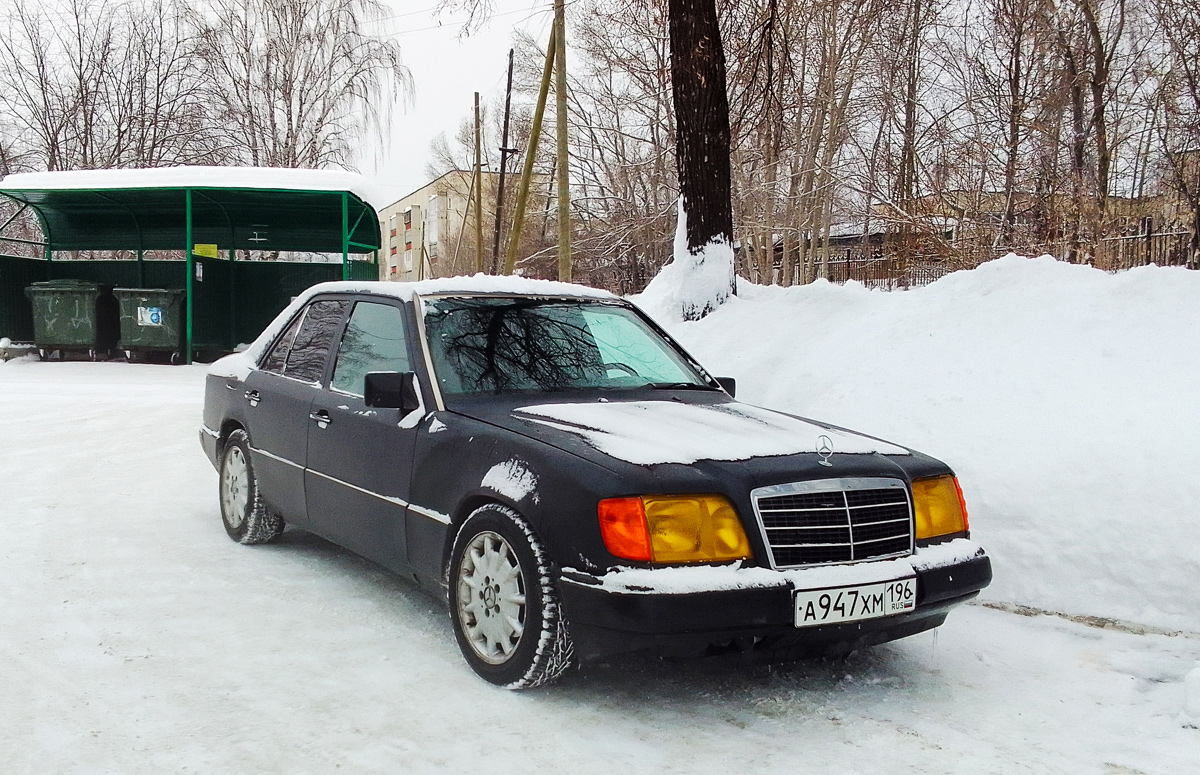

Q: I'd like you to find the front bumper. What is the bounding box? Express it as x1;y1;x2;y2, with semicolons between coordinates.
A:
558;541;991;660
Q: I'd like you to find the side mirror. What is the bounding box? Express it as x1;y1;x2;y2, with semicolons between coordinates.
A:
365;371;421;412
716;376;736;397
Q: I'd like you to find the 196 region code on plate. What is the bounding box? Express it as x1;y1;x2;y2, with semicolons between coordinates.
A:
794;577;916;627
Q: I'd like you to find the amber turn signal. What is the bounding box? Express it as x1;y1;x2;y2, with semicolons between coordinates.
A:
598;494;752;564
597;497;653;561
912;475;969;540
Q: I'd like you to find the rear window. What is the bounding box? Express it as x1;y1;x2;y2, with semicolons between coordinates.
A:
283;300;349;383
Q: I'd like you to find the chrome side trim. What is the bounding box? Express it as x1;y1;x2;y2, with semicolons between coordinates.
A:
411;294;446;412
406;503;451;525
307;467;408;508
304;467;450;525
247;445;304;470
200;425;219;439
749;477;913;570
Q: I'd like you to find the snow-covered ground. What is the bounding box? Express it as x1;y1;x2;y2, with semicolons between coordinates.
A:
2;257;1199;773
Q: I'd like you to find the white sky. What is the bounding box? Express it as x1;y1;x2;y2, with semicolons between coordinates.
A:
363;0;557;207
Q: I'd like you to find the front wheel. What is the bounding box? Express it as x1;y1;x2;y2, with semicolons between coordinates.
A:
448;504;574;689
219;429;284;544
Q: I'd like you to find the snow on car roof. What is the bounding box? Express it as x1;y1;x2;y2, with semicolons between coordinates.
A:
207;275;615;380
0;165;387;208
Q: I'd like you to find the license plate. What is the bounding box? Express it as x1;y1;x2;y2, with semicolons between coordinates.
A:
794;576;916;627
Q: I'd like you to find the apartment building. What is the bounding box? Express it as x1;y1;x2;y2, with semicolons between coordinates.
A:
377;169;500;281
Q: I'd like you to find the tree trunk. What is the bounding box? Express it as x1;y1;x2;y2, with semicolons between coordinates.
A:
667;0;735;310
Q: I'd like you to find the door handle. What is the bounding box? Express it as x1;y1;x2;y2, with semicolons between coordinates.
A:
309;410;331;429
244;389;260;407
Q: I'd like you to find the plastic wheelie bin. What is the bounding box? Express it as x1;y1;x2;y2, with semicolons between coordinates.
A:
24;279;119;360
113;288;187;364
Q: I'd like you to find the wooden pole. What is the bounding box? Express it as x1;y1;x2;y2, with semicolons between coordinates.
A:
554;0;571;281
453;171;477;274
502;30;556;276
474;92;484;274
491;49;515;273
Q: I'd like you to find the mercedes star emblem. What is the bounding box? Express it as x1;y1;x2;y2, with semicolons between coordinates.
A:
817;434;834;466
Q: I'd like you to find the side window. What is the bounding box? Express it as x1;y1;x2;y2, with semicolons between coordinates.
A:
284;299;349;384
260;312;304;374
330;301;412;396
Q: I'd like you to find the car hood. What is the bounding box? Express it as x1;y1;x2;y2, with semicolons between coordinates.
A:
451;393;910;469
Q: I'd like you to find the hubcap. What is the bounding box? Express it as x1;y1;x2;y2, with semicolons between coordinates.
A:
221;446;249;528
456;531;526;664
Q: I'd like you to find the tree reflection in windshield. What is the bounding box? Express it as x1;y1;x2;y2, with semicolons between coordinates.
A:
423;298;704;396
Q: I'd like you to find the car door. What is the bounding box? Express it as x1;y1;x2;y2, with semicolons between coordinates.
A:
304;298;422;571
243;298;349;526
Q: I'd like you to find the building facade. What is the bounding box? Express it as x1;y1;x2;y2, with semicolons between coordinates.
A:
377;170;501;281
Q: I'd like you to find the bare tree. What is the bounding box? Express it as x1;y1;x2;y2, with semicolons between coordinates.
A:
193;0;409;168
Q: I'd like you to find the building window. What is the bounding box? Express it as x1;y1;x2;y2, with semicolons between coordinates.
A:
405;241;412;251
390;228;396;237
391;246;397;255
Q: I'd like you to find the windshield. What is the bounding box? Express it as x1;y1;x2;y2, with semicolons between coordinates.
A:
422;297;711;396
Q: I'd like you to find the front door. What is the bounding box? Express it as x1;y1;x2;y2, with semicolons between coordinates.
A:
305;299;421;571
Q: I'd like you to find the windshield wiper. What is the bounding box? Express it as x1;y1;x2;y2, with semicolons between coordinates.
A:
644;381;718;391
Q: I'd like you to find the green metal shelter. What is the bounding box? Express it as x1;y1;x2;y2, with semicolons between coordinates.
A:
0;166;382;363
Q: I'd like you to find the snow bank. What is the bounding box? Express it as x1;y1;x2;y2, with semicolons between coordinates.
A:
636;198;736;323
638;255;1200;632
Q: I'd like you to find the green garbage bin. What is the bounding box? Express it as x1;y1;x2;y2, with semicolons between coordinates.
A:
113;288;187;364
24;279;119;360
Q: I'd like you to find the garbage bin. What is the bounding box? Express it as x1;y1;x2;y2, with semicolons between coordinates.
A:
113;288;187;364
24;279;119;360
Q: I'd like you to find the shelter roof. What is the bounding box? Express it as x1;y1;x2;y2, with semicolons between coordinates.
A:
0;166;382;254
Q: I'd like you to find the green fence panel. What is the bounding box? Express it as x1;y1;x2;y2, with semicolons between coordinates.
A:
192;257;232;350
231;261;343;347
347;259;380;282
0;255;49;341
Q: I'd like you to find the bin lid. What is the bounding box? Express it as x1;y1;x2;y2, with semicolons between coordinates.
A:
28;279;110;290
113;287;186;293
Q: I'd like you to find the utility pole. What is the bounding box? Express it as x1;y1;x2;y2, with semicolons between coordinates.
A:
554;0;571;281
474;91;484;274
503;30;556;276
491;49;516;274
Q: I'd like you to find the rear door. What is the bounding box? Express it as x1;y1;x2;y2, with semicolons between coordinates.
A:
243;298;349;526
305;298;422;570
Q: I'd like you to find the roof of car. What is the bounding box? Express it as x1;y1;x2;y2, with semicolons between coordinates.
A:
207;275;617;381
310;276;616;301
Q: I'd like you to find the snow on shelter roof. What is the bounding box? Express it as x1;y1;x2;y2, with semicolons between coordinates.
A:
0;165;387;208
0;166;383;254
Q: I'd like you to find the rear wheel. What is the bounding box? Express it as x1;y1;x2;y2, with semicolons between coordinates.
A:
219;429;284;544
448;504;574;689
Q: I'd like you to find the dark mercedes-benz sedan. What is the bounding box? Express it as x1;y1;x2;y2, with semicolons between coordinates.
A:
200;278;991;689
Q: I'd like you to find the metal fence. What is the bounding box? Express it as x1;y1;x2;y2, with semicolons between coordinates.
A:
813;230;1197;289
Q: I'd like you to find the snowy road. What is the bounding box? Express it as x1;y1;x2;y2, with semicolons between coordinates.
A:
2;361;1197;774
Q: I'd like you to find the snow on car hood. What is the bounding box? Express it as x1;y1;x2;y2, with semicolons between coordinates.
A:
512;400;909;465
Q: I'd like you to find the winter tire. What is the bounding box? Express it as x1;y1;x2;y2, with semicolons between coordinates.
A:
219;429;285;544
448;503;574;689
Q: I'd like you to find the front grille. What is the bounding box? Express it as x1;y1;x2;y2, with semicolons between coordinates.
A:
752;479;913;568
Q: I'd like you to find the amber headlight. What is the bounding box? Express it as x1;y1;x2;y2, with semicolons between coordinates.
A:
597;494;752;563
911;475;970;540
